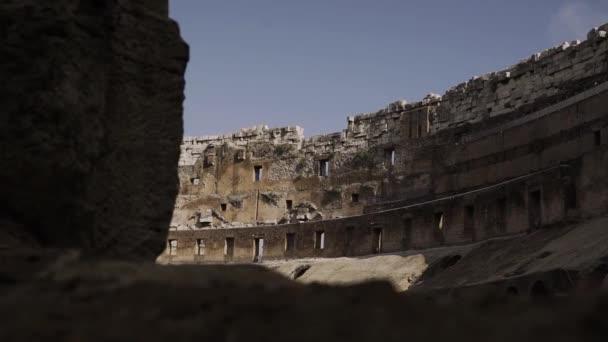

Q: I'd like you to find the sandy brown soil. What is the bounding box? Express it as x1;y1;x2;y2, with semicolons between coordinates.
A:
260;217;608;293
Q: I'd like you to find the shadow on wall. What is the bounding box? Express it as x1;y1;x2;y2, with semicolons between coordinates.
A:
415;254;462;284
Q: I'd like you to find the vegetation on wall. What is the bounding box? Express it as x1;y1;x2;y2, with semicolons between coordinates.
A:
321;189;343;206
350;150;375;169
260;191;280;207
274;144;295;157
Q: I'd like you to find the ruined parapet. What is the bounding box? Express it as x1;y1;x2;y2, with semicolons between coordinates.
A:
432;24;608;132
179;24;608;169
175;21;608;235
0;0;189;260
179;95;442;168
180;125;305;166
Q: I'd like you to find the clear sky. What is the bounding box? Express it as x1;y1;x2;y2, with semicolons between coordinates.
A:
169;0;608;137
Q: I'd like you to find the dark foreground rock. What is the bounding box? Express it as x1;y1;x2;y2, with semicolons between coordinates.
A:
0;0;188;260
0;255;607;342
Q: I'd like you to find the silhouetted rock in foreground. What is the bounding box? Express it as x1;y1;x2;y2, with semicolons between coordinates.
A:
0;256;607;341
0;0;188;260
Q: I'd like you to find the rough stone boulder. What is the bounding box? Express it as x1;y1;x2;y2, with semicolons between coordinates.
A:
1;256;608;341
0;0;189;260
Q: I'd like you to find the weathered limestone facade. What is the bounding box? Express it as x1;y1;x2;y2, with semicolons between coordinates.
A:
163;23;608;263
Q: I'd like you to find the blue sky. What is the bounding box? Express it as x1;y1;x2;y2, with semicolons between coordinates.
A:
169;0;608;137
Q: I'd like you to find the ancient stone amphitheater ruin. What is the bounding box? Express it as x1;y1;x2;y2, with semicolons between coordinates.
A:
1;1;608;340
163;22;608;296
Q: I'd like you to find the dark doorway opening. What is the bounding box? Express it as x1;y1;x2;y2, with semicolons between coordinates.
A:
384;148;395;166
496;197;507;233
196;239;205;256
408;121;412;138
344;226;354;256
225;237;235;261
434;212;445;245
529;190;542;230
168;239;177;256
402;218;412;249
464;205;476;242
372;227;383;254
254;166;263;182
314;231;325;250
564;181;577;211
285;233;295;253
319;159;329;177
253;238;264;262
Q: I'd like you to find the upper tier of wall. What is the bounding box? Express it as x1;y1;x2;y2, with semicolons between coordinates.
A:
180;94;439;167
181;22;608;166
433;24;608;132
180;125;304;165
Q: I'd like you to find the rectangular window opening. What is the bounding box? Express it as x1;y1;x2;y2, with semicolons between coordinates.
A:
496;198;507;232
408;121;412;138
464;205;476;241
191;177;200;185
434;212;445;245
225;237;235;259
254;166;263;182
199;221;212;228
314;231;325;250
529;190;542;230
285;233;295;252
286;200;293;210
319;160;329;177
384;148;396;166
372;227;383;254
435;212;444;230
594;130;601;146
402;218;412;248
196;239;205;256
351;193;359;203
168;239;177;256
220;203;227;212
344;226;354;256
253;238;264;262
565;181;577;210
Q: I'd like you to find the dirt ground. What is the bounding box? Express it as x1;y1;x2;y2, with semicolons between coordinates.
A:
262;217;608;293
1;254;608;341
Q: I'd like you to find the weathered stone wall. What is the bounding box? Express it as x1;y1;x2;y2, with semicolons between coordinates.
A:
173;98;442;230
0;0;189;260
170;22;608;262
175;23;608;233
165;80;608;263
433;24;608;132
